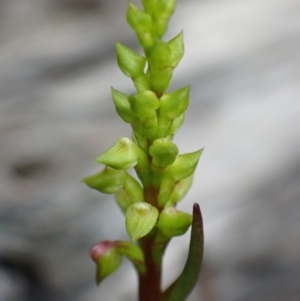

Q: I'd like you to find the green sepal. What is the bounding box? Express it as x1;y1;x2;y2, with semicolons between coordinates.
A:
115;241;146;274
166;149;202;181
96;137;149;171
116;42;146;78
114;171;144;213
111;87;134;123
82;166;126;194
162;203;204;301
160;86;190;120
149;138;178;167
158;149;203;206
127;3;154;49
169;113;185;135
90;241;122;285
123;172;144;203
125;202;159;241
166;175;193;207
115;189;133;213
133;73;150;92
157;207;192;237
167;31;184;68
132;131;148;153
147;41;171;68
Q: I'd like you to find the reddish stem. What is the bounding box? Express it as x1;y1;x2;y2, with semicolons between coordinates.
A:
138;185;164;301
138;235;162;301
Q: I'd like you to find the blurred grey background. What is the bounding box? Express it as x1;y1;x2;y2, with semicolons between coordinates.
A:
0;0;300;300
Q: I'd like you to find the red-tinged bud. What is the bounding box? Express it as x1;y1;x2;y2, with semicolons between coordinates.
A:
90;240;122;285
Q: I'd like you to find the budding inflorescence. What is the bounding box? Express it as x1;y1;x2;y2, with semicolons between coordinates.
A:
83;0;203;291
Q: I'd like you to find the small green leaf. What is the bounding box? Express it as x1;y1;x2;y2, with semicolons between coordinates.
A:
163;203;204;301
125;202;159;241
149;138;178;167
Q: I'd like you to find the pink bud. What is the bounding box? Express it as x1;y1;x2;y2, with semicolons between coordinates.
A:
90;240;115;262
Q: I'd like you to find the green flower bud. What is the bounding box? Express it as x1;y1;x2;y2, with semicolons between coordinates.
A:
158;150;203;206
96;137;149;171
116;42;146;78
132;131;148;153
126;202;159;241
82;166;126;194
167;31;184;68
114;171;144;212
160;86;190;120
129;90;160;118
150;68;173;96
156;114;172;138
90;240;122;285
132;73;150;92
142;0;157;15
154;0;176;20
149;138;178;167
129;90;160;139
147;41;171;68
166;149;203;181
127;3;154;49
115;241;145;273
157;207;192;237
152;0;176;38
111;87;134;123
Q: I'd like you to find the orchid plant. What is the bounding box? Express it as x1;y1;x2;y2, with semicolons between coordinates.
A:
83;1;204;300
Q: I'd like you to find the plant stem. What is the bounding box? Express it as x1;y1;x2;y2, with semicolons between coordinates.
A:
138;234;162;301
138;184;166;301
